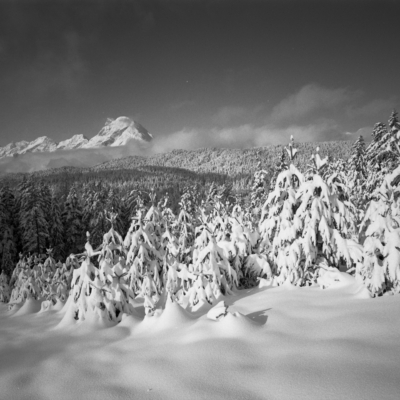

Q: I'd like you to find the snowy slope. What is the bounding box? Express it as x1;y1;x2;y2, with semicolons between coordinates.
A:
18;136;57;154
0;283;399;400
56;134;89;150
0;140;29;157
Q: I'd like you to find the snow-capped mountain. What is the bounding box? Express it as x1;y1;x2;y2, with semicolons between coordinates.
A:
0;117;152;159
81;116;153;148
56;134;89;150
0;141;29;157
19;136;57;155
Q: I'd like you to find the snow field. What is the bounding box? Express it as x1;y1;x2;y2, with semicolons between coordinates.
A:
1;282;399;400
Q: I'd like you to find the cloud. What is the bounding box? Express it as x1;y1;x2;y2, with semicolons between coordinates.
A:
211;106;247;126
346;97;398;119
151;119;343;153
270;84;361;123
0;142;150;175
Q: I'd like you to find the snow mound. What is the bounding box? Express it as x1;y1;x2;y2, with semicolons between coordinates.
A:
154;297;195;331
317;267;372;299
215;311;263;336
11;298;43;317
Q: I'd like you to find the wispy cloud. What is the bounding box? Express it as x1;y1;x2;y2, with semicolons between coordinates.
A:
0;142;149;175
211;106;247;126
346;97;398;119
151;119;342;153
269;84;361;123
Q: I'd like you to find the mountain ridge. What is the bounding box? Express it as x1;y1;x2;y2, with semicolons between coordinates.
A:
0;116;152;159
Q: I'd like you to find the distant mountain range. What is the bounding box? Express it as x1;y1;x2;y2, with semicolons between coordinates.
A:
0;117;152;159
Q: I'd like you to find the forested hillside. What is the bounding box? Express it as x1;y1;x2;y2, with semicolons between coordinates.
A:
92;140;353;175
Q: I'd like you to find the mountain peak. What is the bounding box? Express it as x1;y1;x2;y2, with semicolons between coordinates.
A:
82;116;153;148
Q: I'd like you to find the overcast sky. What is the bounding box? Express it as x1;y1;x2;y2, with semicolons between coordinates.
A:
0;0;399;150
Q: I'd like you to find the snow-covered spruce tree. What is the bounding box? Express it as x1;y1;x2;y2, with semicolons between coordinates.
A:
365;112;400;199
184;206;241;310
260;138;361;286
124;209;164;315
62;226;128;325
349;135;367;179
8;255;43;311
126;189;148;221
346;137;368;228
250;162;269;220
293;147;361;283
259;136;303;284
49;258;73;304
357;161;400;296
97;212;135;320
270;149;288;189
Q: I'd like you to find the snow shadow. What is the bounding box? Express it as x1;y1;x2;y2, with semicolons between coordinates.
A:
245;309;271;326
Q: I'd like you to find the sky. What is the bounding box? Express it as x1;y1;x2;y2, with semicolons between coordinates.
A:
0;0;399;152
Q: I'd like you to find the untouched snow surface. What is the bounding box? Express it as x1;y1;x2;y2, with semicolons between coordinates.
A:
0;284;399;400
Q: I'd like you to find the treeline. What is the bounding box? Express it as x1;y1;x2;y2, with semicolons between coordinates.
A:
92;140;353;176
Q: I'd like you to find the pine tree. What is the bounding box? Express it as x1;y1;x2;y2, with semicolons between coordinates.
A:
62;186;84;255
349;135;367;179
358;158;400;296
366;111;400;193
250;162;269;219
0;186;17;275
19;178;50;255
49;191;65;260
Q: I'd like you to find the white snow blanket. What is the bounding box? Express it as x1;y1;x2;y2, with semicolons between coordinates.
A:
0;283;399;400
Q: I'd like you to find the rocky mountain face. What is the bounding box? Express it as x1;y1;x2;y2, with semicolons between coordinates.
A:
0;117;152;159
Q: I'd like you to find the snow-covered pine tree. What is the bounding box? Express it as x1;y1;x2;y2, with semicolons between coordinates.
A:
125;210;164;315
61;227;125;325
346;136;368;228
250;162;269;219
349;135;367;179
270;149;288;188
8;255;43;311
365;122;388;170
365;112;400;199
260;138;361;286
259;136;304;284
293;147;362;283
358;160;400;296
